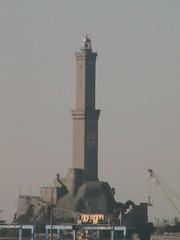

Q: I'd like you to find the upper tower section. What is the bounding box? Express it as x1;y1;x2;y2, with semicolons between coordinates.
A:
81;35;92;52
75;35;97;111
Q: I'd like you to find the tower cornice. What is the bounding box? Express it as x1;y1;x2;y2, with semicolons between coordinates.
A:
75;52;97;60
72;110;100;120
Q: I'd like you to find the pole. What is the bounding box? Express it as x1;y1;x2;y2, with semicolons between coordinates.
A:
155;218;159;240
19;226;22;240
123;227;126;240
31;225;35;240
50;188;54;240
111;223;114;240
45;227;48;240
111;229;114;240
72;229;76;240
50;204;53;240
57;229;60;240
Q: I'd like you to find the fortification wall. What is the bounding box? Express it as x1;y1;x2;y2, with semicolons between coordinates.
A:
15;195;31;220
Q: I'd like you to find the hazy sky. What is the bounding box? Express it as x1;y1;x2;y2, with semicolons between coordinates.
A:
0;0;179;223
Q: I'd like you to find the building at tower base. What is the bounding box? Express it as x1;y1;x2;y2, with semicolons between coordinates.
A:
14;175;117;224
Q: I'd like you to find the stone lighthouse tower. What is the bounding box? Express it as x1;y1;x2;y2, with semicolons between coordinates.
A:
14;36;117;223
72;35;100;181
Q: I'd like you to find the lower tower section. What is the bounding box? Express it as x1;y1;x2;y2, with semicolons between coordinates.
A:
72;110;100;180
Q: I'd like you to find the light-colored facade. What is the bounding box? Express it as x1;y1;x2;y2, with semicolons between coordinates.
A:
40;187;56;204
80;213;104;224
40;174;68;203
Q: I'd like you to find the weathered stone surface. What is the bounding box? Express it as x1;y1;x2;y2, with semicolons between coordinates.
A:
57;181;116;214
14;180;116;224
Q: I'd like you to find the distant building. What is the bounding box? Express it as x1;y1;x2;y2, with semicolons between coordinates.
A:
120;201;148;227
80;213;104;224
40;174;68;204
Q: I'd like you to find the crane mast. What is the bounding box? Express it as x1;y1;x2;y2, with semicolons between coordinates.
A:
148;169;180;218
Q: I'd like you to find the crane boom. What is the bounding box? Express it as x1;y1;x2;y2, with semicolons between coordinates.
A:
148;169;180;218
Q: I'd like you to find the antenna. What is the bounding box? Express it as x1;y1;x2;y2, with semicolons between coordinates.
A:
18;186;22;195
29;186;32;198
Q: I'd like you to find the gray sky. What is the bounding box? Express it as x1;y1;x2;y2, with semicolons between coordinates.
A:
0;0;179;223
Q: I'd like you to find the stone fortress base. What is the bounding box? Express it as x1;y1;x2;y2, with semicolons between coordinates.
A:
14;170;116;224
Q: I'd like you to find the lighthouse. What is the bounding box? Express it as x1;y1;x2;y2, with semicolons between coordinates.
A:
72;35;100;181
